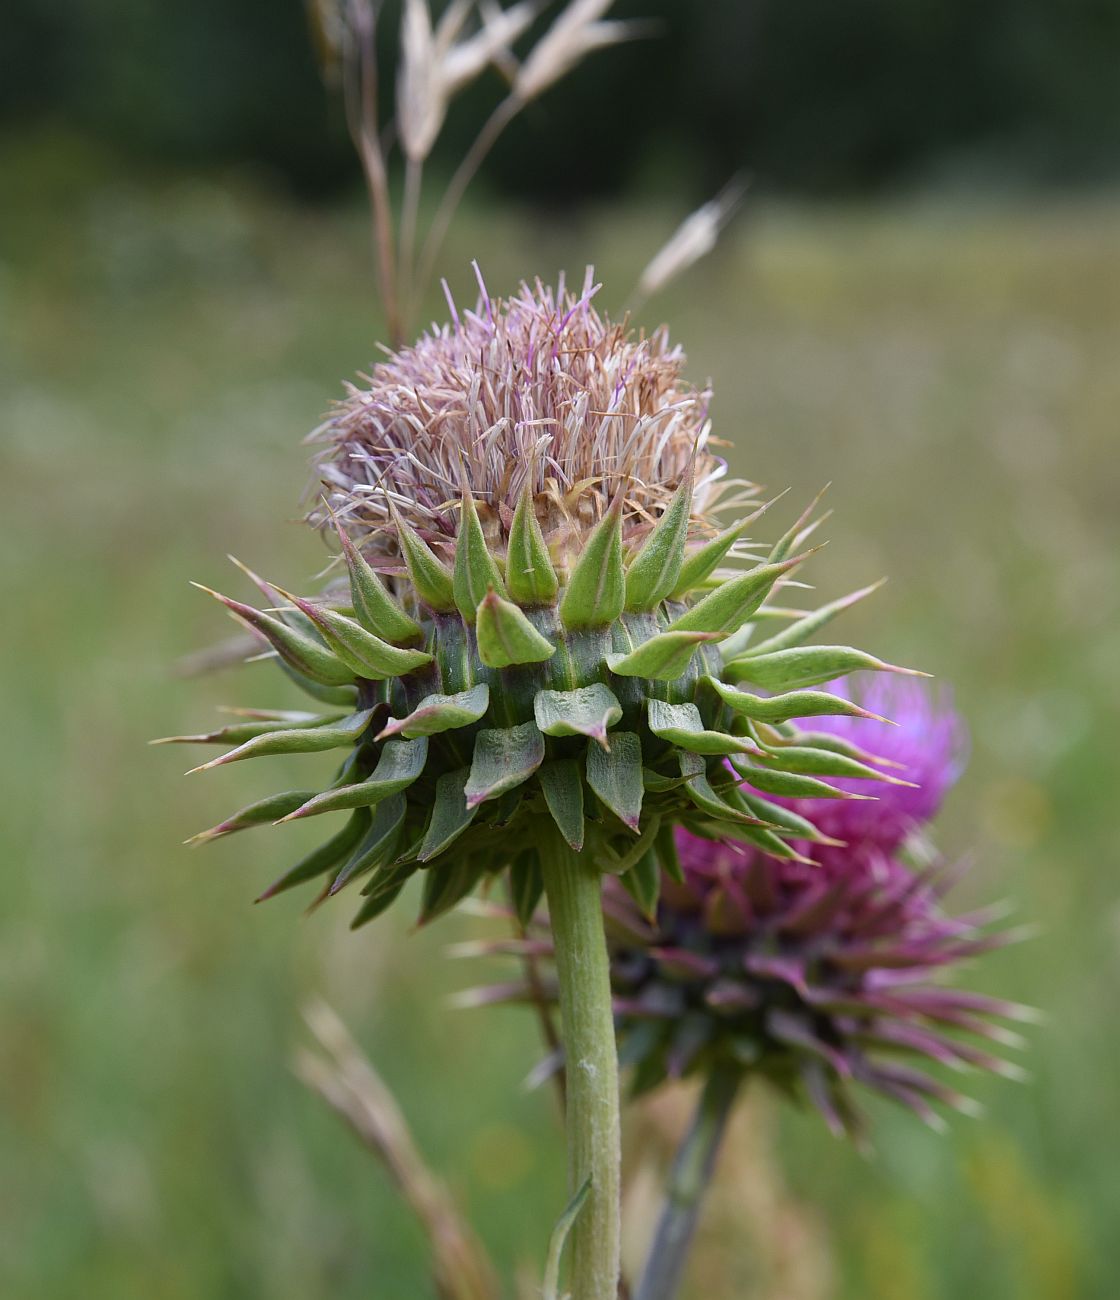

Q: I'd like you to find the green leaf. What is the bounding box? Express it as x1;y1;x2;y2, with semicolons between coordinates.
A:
509;851;544;925
534;683;622;749
538;759;586;851
667;553;812;636
392;507;457;612
330;793;408;893
620;847;661;919
186;789;318;844
558;493;625;631
465;722;545;808
704;676;891;724
606;629;720;681
378;683;491;740
647;698;759;756
624;469;693;611
279;737;429;821
290;596;433;679
476;591;557;667
337;528;423;643
507;479;559;606
728;754;870;801
194;583;355;686
419;768;479;861
186;709;375;772
677;751;771;826
586;731;644;831
453;490;507;620
669;494;782;599
350;862;418;928
418;856;487;925
542;1177;592;1300
275;659;359;707
723;645;927;692
745;580;885;657
256;809;370;901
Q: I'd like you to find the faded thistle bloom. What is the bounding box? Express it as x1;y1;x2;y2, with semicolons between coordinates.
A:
164;273;921;931
593;679;1029;1138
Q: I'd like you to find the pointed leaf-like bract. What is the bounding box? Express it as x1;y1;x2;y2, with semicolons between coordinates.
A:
464;722;545;809
509;851;544;925
194;584;354;686
647;698;759;756
507;479;559;606
619;847;661;920
677;751;771;826
291;597;433;679
724;645;926;692
330;793;408;893
769;485;828;563
419;856;487;926
392;506;457;612
187;710;375;772
453;490;507;621
669;494;781;599
704;676;889;725
757;743;914;785
378;683;490;739
154;713;341;747
337;528;423;643
586;730;644;831
350;862;418;928
476;590;556;667
606;630;720;681
187;789;317;844
746;580;885;657
256;809;370;901
539;759;586;850
559;493;625;631
728;755;868;802
624;468;693;612
738;792;846;846
278;737;429;820
419;768;478;861
668;552;812;636
534;683;622;749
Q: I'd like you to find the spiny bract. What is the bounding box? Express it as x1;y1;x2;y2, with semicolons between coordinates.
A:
165;275;921;930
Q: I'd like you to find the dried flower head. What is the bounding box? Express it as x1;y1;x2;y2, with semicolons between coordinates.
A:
165;273;923;934
308;271;728;556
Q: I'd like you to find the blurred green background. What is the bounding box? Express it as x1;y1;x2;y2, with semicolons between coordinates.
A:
3;3;1119;1298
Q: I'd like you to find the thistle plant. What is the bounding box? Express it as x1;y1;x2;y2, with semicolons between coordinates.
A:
163;270;932;1297
468;677;1029;1300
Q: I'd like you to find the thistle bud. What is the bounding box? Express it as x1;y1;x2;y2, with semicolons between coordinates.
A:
174;276;919;932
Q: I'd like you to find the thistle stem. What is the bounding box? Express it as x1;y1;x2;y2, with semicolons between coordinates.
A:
635;1067;742;1300
538;832;621;1300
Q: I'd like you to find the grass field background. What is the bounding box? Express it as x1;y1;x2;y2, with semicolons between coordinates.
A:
3;137;1118;1298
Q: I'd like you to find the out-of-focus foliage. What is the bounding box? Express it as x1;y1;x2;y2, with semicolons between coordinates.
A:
2;140;1117;1296
5;0;1120;196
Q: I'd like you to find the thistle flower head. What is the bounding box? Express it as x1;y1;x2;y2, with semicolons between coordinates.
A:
168;270;924;935
309;271;726;558
596;682;1024;1138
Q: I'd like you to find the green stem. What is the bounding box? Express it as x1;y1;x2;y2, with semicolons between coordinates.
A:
635;1067;742;1300
538;831;621;1300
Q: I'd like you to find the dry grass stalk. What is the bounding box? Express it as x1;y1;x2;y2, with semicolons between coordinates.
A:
295;999;500;1300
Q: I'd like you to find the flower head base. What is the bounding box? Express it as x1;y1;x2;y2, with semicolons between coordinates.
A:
166;273;924;934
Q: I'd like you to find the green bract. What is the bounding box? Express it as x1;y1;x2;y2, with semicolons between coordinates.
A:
170;490;918;929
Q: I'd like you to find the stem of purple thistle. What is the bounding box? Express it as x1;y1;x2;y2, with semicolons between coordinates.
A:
635;1067;742;1300
538;829;621;1300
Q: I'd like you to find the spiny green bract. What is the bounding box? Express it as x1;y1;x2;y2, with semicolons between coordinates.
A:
165;482;920;931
